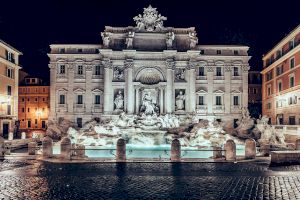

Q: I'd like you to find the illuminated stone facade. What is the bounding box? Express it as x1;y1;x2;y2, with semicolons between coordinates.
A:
262;24;300;125
48;6;250;127
0;40;22;139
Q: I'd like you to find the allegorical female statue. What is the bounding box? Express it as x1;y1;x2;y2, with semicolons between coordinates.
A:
175;90;185;111
114;90;124;110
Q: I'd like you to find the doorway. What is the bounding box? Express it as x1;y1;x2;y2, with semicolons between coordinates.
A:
2;123;9;139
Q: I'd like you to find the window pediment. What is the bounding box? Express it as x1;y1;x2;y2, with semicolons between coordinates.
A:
73;88;86;93
92;88;103;94
213;89;224;94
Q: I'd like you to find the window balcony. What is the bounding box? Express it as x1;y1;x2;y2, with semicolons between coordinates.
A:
74;104;85;113
92;104;103;113
196;75;207;80
196;105;207;113
57;104;68;112
231;105;241;113
213;105;224;113
214;75;224;80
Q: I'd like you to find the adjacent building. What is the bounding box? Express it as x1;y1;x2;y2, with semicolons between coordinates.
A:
48;6;251;128
262;24;300;125
0;40;22;139
18;76;50;132
248;71;262;118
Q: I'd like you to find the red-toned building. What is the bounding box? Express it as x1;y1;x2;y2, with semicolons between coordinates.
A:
261;24;300;125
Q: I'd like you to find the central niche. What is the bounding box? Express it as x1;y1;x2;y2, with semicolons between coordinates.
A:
136;67;164;85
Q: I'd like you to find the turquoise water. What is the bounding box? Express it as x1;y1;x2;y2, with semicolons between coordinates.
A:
52;144;247;159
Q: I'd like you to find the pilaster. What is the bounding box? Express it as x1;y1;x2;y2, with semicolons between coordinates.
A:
125;59;134;114
224;65;231;114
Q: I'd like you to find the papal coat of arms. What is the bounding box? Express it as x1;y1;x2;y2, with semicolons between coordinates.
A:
133;5;167;32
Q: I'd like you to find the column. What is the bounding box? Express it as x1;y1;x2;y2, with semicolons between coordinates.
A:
160;88;164;114
207;65;214;114
189;62;196;113
49;64;57;120
67;64;75;114
125;59;134;114
135;87;140;113
103;59;112;114
85;64;93;113
242;65;249;108
224;65;231;114
166;59;174;113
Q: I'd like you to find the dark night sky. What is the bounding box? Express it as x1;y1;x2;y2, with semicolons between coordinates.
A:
0;0;299;81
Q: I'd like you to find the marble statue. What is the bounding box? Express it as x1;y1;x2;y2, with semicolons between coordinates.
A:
166;32;175;49
114;90;124;110
113;67;124;80
133;5;167;31
175;68;185;81
175;91;185;111
189;32;198;49
101;32;110;48
126;31;135;49
141;92;157;115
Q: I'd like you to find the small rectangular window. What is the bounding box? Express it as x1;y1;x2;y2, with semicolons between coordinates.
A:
59;48;65;53
77;65;83;75
7;105;11;115
217;50;221;55
289;116;296;125
95;95;101;104
198;67;204;76
216;96;221;105
28;108;30;112
59;65;66;74
94;65;101;75
290;76;295;88
7;86;12;96
233;67;239;76
59;95;65;104
28;120;31;128
234;50;238;55
77;118;82;128
78;48;83;53
77;95;83;104
233;96;239;105
290;58;295;69
278;82;282;92
199;96;204;105
216;67;222;76
22;108;25;113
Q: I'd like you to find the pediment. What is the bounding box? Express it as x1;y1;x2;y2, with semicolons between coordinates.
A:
92;88;103;94
213;89;224;94
215;60;225;66
73;88;86;93
232;60;243;66
231;90;241;94
57;88;68;92
196;89;207;94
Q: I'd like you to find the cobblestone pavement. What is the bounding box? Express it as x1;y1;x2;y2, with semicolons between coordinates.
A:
1;160;300;199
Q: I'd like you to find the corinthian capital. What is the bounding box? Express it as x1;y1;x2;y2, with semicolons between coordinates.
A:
124;59;134;69
166;59;175;70
188;61;198;70
242;64;250;72
225;65;231;72
102;58;112;68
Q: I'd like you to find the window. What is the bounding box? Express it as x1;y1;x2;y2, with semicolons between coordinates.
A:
43;98;45;102
289;97;293;105
43;88;46;92
216;67;222;76
198;67;204;76
59;95;65;104
289;39;295;50
267;102;271;110
200;50;204;55
216;96;222;105
7;86;12;96
95;95;101;104
94;65;101;75
290;76;295;88
266;71;273;81
78;48;83;53
59;48;65;53
28;120;31;128
59;65;65;74
217;50;221;54
289;116;296;125
7;105;11;115
6;51;15;63
35;119;38;124
28;108;30;112
77;95;83;104
276;50;282;59
276;65;283;76
27;98;30;101
199;96;204;105
77;65;83;75
253;88;257;94
233;96;239;106
35;98;38;102
267;86;272;96
290;58;295;69
6;67;14;78
32;79;36;83
77;118;82;128
233;67;239;76
22;108;25;113
234;50;238;55
278;81;282;92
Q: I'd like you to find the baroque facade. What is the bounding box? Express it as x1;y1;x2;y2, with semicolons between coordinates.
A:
262;24;300;125
0;40;22;139
48;6;251;127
